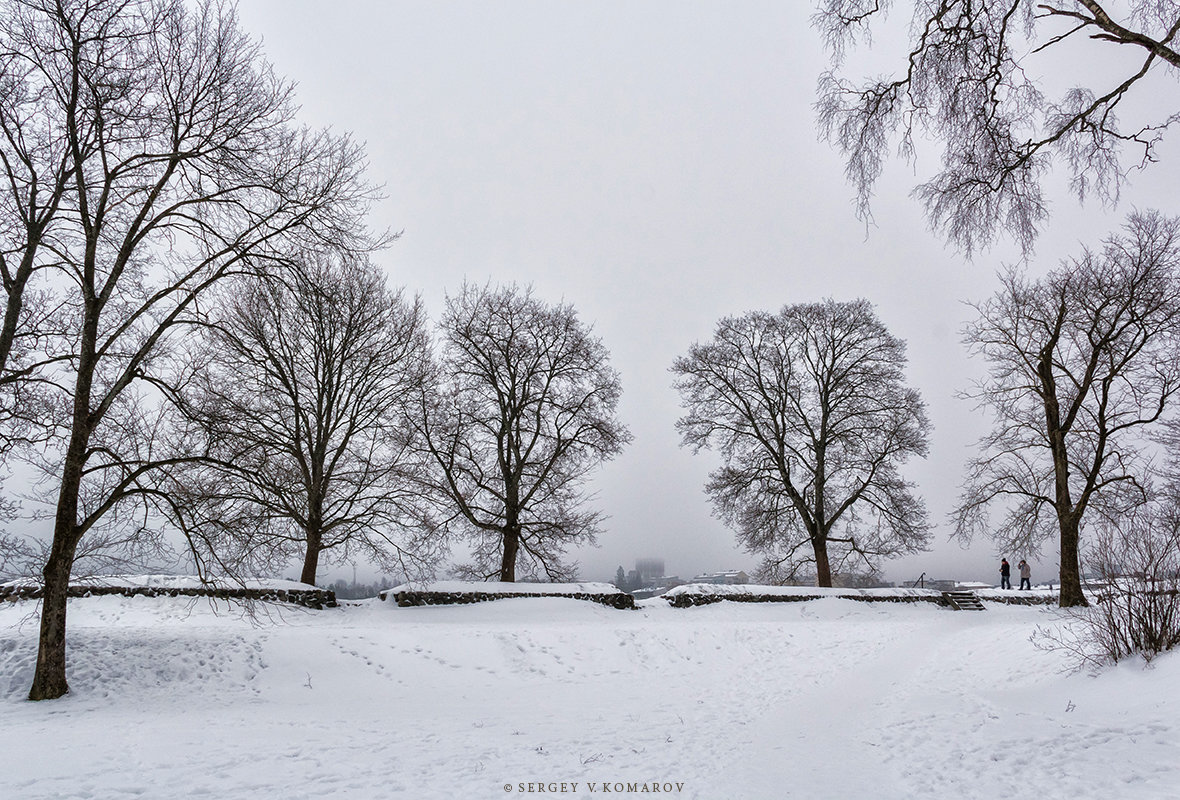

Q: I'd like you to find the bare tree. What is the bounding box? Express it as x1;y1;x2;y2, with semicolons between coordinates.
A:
816;1;1180;253
415;283;631;582
956;211;1180;607
672;299;930;587
0;0;80;452
20;0;376;700
161;253;433;587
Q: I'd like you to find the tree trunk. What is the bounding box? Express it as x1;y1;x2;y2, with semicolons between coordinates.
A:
813;534;833;588
28;432;88;700
1041;347;1087;608
300;532;322;586
810;438;836;588
499;526;519;582
29;291;97;701
27;543;75;701
1058;513;1088;608
500;485;520;581
300;485;325;586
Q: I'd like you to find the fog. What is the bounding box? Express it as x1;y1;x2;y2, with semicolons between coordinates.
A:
233;1;1180;587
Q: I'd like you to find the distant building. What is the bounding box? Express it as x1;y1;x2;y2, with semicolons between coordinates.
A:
623;558;682;595
691;570;750;585
634;558;665;584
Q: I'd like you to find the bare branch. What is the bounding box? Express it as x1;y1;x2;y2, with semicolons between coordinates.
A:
817;0;1180;253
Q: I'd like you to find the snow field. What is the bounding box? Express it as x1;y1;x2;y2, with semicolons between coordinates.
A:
1;596;1178;799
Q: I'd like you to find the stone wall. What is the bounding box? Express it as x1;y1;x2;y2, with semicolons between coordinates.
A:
0;583;337;609
978;594;1059;606
385;589;636;610
664;592;949;608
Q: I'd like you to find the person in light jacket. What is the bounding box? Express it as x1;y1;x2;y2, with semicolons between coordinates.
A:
1018;559;1031;591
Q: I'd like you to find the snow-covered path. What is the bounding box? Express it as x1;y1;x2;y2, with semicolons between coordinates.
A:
1;596;1177;799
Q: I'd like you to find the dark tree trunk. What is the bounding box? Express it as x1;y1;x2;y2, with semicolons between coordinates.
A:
499;488;520;581
813;534;833;588
1041;361;1088;608
300;487;325;586
1058;514;1088;608
500;526;519;582
29;288;97;700
28;543;75;700
29;427;89;700
300;530;322;586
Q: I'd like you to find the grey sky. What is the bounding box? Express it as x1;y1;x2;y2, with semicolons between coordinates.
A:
237;1;1180;585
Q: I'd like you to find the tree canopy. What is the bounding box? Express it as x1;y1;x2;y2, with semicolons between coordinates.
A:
816;1;1180;253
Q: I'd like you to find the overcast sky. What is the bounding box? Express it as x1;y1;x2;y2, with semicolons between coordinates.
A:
236;1;1180;586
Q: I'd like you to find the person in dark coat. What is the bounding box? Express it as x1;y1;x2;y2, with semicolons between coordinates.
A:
1018;559;1031;590
1000;558;1011;589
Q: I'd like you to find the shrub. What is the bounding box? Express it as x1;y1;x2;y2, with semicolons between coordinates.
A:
1037;504;1180;667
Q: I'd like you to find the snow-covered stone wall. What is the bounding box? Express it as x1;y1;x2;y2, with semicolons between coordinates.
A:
0;576;337;609
663;583;950;608
381;581;636;609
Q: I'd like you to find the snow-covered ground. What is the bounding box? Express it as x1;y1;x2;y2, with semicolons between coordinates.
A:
1;593;1177;799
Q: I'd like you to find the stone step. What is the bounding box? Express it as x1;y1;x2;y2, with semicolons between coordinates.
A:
942;590;986;611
